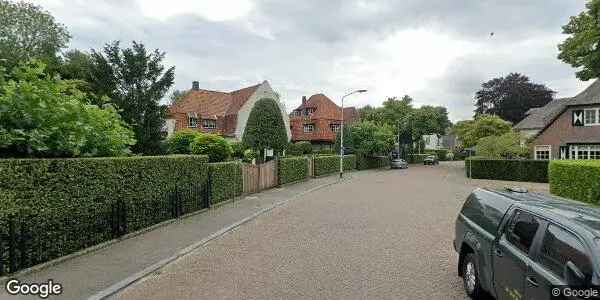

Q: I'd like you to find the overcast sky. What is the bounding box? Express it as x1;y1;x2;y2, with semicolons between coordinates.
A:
36;0;590;121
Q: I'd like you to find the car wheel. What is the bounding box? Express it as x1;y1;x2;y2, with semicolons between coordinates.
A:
462;253;483;299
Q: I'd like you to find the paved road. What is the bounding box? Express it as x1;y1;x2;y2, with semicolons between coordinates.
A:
115;162;549;300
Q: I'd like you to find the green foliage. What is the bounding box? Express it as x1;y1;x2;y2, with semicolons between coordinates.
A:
408;154;429;164
190;133;232;162
165;130;202;154
89;41;175;154
242;98;288;155
169;89;187;106
347;121;395;156
229;141;246;158
453;115;512;148
411;105;452;139
209;161;242;203
286;141;313;156
313;155;356;176
424;149;449;161
0;61;135;158
475;131;529;159
243;149;257;162
279;157;309;184
0;155;209;274
314;149;336;156
558;0;600;81
0;0;70;73
356;155;390;170
549;160;600;204
465;158;548;183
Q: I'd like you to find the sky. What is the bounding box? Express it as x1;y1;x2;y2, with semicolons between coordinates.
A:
35;0;591;122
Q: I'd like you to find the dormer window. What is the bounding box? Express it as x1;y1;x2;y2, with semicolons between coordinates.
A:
203;119;217;129
187;112;198;128
292;110;301;117
330;124;341;132
303;124;315;133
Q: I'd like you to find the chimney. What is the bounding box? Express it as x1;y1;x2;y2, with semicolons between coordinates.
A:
192;81;199;91
302;96;307;105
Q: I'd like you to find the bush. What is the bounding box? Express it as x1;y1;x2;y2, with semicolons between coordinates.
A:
165;130;202;154
0;155;209;274
242;98;288;153
356;155;390;170
229;141;246;159
279;157;309;184
243;149;257;163
424;149;448;161
549;160;600;204
475;132;528;159
314;155;356;176
314;149;336;156
408;154;429;164
465;158;548;183
209;161;243;203
190;133;233;162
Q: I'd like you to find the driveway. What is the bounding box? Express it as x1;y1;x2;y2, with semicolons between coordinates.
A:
115;161;549;300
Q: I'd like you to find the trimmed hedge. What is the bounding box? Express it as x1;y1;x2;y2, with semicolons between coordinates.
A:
549;160;600;204
408;154;429;164
279;157;309;185
356;155;390;170
425;149;448;161
209;161;243;204
465;158;549;183
0;155;209;275
314;155;356;176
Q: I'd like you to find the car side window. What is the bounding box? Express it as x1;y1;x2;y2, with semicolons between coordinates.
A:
538;224;592;279
505;210;540;254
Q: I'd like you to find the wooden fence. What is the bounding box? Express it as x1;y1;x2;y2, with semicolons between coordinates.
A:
242;160;278;194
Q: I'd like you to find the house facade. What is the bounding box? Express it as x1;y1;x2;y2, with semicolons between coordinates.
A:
515;80;600;160
166;80;291;141
289;94;358;148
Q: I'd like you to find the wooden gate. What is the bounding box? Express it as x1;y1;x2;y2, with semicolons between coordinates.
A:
242;160;278;194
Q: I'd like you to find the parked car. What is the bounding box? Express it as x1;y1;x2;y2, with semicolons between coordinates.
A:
390;158;408;169
423;155;439;165
454;187;600;299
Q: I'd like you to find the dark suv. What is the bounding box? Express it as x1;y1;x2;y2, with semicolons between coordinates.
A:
454;188;600;299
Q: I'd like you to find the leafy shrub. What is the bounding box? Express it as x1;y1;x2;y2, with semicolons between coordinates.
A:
424;149;448;161
0;155;209;274
190;133;233;162
229;141;246;158
314;149;336;156
465;158;548;183
279;157;309;184
165;130;201;154
314;155;356;176
356;154;390;170
209;161;243;203
549;160;600;204
295;141;313;154
285;143;302;156
243;149;257;162
242;98;288;153
475;132;529;159
408;154;429;164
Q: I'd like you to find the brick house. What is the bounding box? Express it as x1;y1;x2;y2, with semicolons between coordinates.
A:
289;94;358;148
515;80;600;160
166;80;291;141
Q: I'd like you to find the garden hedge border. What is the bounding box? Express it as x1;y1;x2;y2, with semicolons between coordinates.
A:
549;160;600;204
208;161;243;204
314;155;356;176
278;157;309;185
465;158;549;183
356;155;390;170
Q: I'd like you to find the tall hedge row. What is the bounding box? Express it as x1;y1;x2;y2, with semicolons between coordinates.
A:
0;155;209;275
314;155;356;176
356;155;390;170
465;158;549;183
209;161;243;204
549;160;600;204
278;157;309;185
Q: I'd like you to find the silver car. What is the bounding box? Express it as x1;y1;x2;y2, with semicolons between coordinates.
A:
390;158;408;169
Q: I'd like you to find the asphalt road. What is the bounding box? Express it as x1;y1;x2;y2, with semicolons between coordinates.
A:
115;162;549;300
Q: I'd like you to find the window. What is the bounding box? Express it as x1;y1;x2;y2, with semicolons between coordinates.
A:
538;224;592;279
505;210;540;254
570;145;600;160
330;124;340;132
303;124;315;133
187;112;198;128
535;145;551;160
203;119;216;129
292;110;301;117
584;108;599;126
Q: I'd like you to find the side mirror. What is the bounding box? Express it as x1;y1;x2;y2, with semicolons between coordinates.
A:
564;261;586;287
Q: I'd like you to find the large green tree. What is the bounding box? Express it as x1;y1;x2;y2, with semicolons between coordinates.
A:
475;73;555;124
453;114;512;148
242;98;288;158
89;41;175;154
475;131;529;159
348;121;395;156
558;0;600;81
0;0;70;73
411;105;452;139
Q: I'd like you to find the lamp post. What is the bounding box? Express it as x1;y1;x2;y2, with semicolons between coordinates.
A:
340;89;367;179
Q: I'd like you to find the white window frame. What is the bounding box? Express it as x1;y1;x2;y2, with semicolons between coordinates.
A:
202;119;217;129
303;124;315;133
584;108;600;126
570;145;600;160
330;123;341;133
534;145;551;160
187;112;198;128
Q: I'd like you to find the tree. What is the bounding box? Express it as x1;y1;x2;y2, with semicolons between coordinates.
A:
558;0;600;81
475;73;555;124
453;114;512;148
89;41;175;154
476;131;529;159
342;121;394;156
242;98;288;158
58;49;95;94
165;130;202;154
410;105;452;139
0;1;70;73
169;89;187;106
190;133;232;162
0;61;135;158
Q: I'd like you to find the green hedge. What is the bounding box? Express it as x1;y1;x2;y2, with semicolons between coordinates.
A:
0;155;209;275
209;161;243;204
279;157;309;185
465;158;549;183
356;155;390;170
408;154;429;164
424;149;448;161
549;160;600;204
314;155;356;176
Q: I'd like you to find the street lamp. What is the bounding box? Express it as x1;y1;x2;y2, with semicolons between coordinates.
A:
340;89;367;179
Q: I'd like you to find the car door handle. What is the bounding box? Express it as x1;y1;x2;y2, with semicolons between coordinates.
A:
495;249;503;257
526;276;539;287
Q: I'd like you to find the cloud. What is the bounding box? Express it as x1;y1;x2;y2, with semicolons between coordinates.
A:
35;0;589;121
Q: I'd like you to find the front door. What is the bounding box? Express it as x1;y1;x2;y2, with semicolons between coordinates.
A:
493;210;542;300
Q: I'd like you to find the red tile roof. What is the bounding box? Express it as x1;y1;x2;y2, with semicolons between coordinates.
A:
290;94;358;142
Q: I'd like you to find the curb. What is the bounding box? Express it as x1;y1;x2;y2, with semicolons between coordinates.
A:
88;178;342;300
